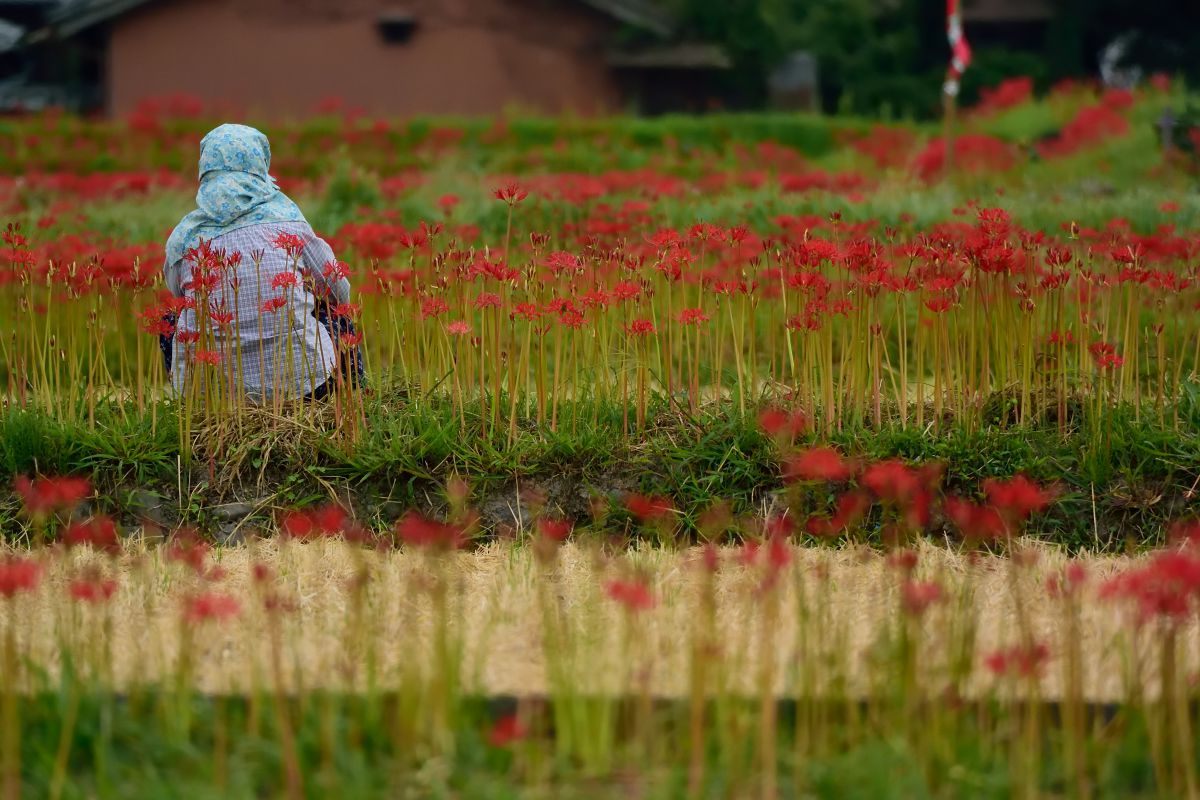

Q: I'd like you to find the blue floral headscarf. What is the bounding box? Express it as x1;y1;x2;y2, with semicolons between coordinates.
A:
165;123;306;268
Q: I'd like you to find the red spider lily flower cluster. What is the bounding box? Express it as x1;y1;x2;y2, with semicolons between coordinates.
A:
900;579;943;617
757;406;807;442
984;641;1051;678
605;577;656;613
487;713;528;747
166;530;212;575
0;557;42;598
625;494;675;523
493;182;529;206
13;475;92;517
394;511;468;551
765;402;1056;544
69;571;119;604
182;591;242;625
1045;562;1089;598
62;515;121;556
1100;547;1200;624
280;504;368;541
536;517;572;543
945;475;1056;543
784;447;852;483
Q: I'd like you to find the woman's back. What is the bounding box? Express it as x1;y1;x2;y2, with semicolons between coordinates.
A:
169;221;348;401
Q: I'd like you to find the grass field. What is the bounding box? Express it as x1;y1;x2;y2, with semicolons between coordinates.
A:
1;78;1200;796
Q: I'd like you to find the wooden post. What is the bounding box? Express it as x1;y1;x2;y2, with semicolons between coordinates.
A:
943;80;958;177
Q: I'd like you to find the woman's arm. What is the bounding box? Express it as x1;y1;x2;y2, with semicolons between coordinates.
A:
300;230;351;306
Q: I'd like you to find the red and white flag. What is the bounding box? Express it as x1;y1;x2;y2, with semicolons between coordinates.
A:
945;0;972;96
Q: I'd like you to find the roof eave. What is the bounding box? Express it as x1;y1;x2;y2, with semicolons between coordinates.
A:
577;0;674;37
48;0;155;37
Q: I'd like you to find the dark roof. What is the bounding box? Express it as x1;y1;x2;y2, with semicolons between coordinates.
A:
49;0;676;38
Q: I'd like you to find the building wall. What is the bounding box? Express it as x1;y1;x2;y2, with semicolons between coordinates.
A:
106;0;624;117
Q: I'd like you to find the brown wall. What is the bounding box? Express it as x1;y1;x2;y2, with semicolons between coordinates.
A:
107;0;625;117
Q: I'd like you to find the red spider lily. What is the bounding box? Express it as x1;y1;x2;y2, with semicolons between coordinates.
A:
981;475;1054;521
885;549;919;573
280;505;365;540
139;311;176;338
678;307;709;325
13;475;92;517
182;591;241;625
445;321;471;336
536;517;572;543
757;406;807;440
69;575;118;604
510;302;541;322
544;251;582;275
739;539;762;568
192;350;220;366
487;713;528;748
1088;341;1125;370
973;76;1033;116
984;642;1051;678
624;319;656;336
208;309;234;328
605;577;655;612
339;331;364;348
912;134;1016;182
420;298;450;319
764;514;795;541
944;496;1009;542
625;493;674;522
270;271;300;290
783;447;852;483
473;292;502;310
166;530;210;574
330;302;360;318
1045;562;1089;598
260;296;287;314
395;511;467;551
805;490;871;537
765;532;793;572
322;260;350;282
62;515;121;556
271;232;305;257
251;562;275;584
0;557;42;598
1170;519;1200;547
861;460;922;505
900;579;943;617
1100;549;1200;624
611;281;641;302
493;182;529;205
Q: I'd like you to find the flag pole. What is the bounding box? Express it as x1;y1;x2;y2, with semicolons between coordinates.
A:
944;0;969;178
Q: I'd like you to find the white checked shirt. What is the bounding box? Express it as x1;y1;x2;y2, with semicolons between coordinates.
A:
165;221;351;400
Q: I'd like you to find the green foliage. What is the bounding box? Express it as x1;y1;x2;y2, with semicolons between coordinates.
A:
310;151;383;233
0;407;73;478
1;393;1195;550
958;49;1050;109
